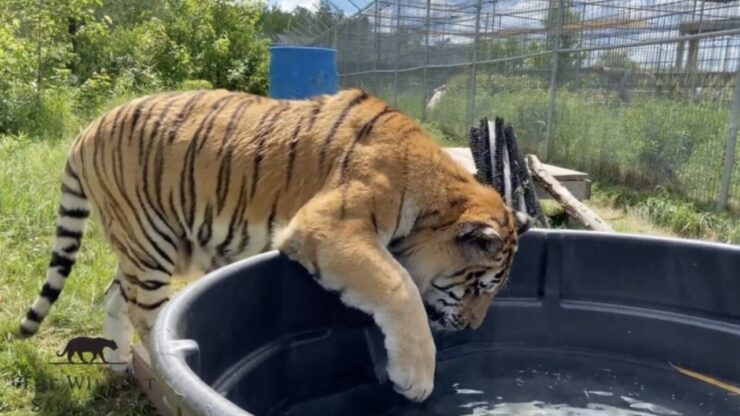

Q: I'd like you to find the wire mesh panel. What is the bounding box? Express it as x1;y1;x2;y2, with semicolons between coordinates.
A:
287;0;740;211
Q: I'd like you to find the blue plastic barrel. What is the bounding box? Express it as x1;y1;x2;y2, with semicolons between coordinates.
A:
269;46;338;99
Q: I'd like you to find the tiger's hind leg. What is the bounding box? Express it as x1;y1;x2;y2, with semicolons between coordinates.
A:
119;265;172;351
103;268;133;372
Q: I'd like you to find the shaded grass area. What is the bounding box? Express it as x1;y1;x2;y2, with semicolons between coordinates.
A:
0;136;156;415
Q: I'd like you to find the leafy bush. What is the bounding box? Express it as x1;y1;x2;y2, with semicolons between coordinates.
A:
180;79;214;90
0;0;268;138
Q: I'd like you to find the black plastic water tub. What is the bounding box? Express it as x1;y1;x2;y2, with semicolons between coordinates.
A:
151;230;740;416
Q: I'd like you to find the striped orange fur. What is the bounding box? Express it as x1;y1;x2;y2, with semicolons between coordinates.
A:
19;88;528;401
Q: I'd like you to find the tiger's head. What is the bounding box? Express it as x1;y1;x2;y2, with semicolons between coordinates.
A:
392;182;530;331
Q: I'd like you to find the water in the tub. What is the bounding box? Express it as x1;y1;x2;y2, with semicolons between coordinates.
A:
282;348;740;415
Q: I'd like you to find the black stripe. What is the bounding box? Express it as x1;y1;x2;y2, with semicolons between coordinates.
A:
140;93;183;165
58;206;89;218
432;282;464;300
338;108;395;219
181;95;240;229
306;98;325;132
64;162;80;181
339;188;348;220
197;204;214;246
389;236;404;247
216;176;248;256
392;189;406;238
400;126;421;137
139;257;170;275
339;106;393;185
128;94;167;146
216;97;254;158
19;325;35;336
167;92;207;143
135;186;178;249
149;92;206;230
447;266;476;279
415;218;458;233
437;298;459;307
357;107;395;141
417;209;440;222
61;183;85;199
237;220;250;253
390;239;420;258
40;283;61;303
123;273;170;291
215;99;253;214
56;226;82;240
118;284;129;302
169;191;188;238
109;234;147;273
432;279;467;291
61;243;79;253
392;142;410;238
196;95;241;153
132;297;169;311
129;95;169;220
449;196;467;208
285;118;304;189
371;212;379;234
267;192;279;241
249;103;290;202
113;97;180;266
25;309;42;322
138;95;182;228
312;264;323;281
128;104;141;145
49;252;75;277
318;91;369;175
90;114;161;269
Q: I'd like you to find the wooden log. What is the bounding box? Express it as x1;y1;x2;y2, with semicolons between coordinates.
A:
526;154;614;233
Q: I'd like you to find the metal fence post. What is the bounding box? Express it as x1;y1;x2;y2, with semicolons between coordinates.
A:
544;0;564;162
421;0;432;121
374;0;380;93
718;54;740;210
465;0;484;130
393;0;402;107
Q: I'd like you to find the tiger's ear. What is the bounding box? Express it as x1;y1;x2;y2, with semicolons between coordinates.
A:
457;222;502;254
514;211;531;235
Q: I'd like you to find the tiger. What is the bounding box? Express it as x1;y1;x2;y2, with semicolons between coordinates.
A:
18;88;529;401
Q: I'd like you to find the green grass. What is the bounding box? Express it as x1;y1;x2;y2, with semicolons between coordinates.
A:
590;182;740;244
0;132;156;414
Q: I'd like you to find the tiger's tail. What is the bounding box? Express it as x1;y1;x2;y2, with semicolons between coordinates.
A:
19;160;90;338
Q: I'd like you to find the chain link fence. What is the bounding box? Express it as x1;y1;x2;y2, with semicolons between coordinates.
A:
286;0;740;212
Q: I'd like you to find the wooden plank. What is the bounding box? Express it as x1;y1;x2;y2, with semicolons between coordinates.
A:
527;154;613;232
132;344;175;416
443;147;591;200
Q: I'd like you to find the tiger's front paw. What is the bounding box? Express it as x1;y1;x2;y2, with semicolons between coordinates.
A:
385;330;436;402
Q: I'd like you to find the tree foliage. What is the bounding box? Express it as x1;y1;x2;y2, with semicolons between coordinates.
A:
0;0;268;137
